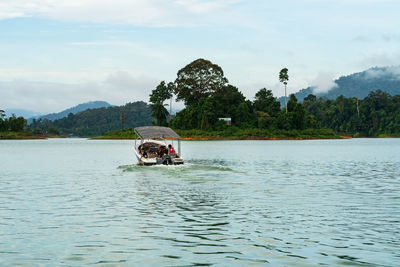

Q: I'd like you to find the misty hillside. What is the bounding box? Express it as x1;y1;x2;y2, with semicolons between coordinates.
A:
4;109;43;119
28;101;112;123
280;66;400;103
29;101;153;137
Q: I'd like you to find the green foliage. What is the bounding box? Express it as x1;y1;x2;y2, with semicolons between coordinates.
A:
175;58;228;106
254;88;281;116
279;66;400;104
149;81;173;126
279;68;289;85
93;129;137;139
0;114;26;132
175;128;338;139
29;101;152;137
304;90;400;136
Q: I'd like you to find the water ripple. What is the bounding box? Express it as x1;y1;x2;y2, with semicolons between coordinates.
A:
0;139;399;266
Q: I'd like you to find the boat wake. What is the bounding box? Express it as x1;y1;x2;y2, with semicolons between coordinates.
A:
118;161;235;172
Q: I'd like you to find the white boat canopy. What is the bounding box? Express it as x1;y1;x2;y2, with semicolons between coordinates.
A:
134;126;181;140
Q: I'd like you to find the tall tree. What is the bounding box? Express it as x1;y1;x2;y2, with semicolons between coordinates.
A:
149;81;173;126
167;82;175;122
174;58;228;106
0;110;6;132
279;68;289;114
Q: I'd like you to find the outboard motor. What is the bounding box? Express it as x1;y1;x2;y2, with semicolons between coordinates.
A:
162;155;172;165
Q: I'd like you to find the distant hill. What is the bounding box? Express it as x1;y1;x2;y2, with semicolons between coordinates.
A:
279;66;400;104
4;109;43;119
28;101;112;123
29;101;153;137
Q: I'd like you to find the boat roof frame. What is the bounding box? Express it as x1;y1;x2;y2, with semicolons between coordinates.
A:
134;126;181;140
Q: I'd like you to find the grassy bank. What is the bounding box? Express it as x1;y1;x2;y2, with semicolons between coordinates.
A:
175;128;341;140
0;131;52;140
93;128;341;140
92;129;137;139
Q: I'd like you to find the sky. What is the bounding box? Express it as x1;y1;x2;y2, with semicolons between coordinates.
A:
1;0;399;113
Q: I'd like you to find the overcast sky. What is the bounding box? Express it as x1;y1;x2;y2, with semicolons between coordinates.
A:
1;0;399;113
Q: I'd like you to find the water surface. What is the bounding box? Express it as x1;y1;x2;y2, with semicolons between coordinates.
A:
0;138;399;266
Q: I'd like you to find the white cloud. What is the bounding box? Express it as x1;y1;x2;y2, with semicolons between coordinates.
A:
173;0;238;14
364;66;400;80
310;72;338;94
0;71;159;113
0;0;241;26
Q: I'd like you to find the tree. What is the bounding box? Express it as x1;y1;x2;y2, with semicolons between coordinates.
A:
167;82;175;122
7;115;26;132
0;109;6;132
279;68;289;114
212;85;246;119
149;81;173;126
253;88;281;117
174;58;228;106
120;112;125;130
287;94;305;129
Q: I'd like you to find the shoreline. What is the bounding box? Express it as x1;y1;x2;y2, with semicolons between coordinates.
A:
0;132;63;140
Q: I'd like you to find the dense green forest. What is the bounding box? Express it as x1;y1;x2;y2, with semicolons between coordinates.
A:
281;66;400;104
0;110;26;132
29;101;152;137
28;101;112;123
149;59;400;138
0;110;37;139
304;90;400;136
3;59;400;139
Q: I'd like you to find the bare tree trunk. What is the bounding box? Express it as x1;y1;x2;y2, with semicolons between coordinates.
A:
285;84;288;114
169;97;172;123
356;98;360;118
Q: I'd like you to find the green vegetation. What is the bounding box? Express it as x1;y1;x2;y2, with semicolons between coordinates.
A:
4;60;400;140
92;129;137;139
167;59;315;135
29;101;152;137
304;90;400;136
154;58;400;138
0;111;26;132
176;128;339;140
149;81;173;126
0;110;59;139
279;68;289;114
283;66;400;104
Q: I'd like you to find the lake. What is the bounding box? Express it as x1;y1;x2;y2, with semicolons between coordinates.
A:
0;138;399;266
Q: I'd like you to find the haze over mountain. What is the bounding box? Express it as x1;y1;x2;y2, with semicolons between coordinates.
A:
29;101;152;137
3;109;43;119
28;101;112;123
279;66;400;104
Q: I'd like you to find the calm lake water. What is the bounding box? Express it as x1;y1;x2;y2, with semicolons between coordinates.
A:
0;138;399;266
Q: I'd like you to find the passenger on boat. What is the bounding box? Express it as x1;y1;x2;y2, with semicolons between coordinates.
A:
157;146;167;158
140;149;148;160
168;144;175;156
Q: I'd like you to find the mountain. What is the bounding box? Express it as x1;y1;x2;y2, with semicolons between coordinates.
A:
4;109;43;119
28;101;112;123
29;101;153;137
279;66;400;104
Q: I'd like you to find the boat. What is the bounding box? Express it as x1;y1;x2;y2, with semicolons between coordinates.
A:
133;126;184;166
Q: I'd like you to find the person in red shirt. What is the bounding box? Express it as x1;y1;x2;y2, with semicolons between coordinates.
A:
168;144;175;155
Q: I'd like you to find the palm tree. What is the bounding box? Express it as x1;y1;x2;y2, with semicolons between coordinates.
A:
279;68;289;114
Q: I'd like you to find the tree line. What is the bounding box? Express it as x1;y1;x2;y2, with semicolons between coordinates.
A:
28;101;153;137
2;58;399;138
0;110;26;132
150;58;400;137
